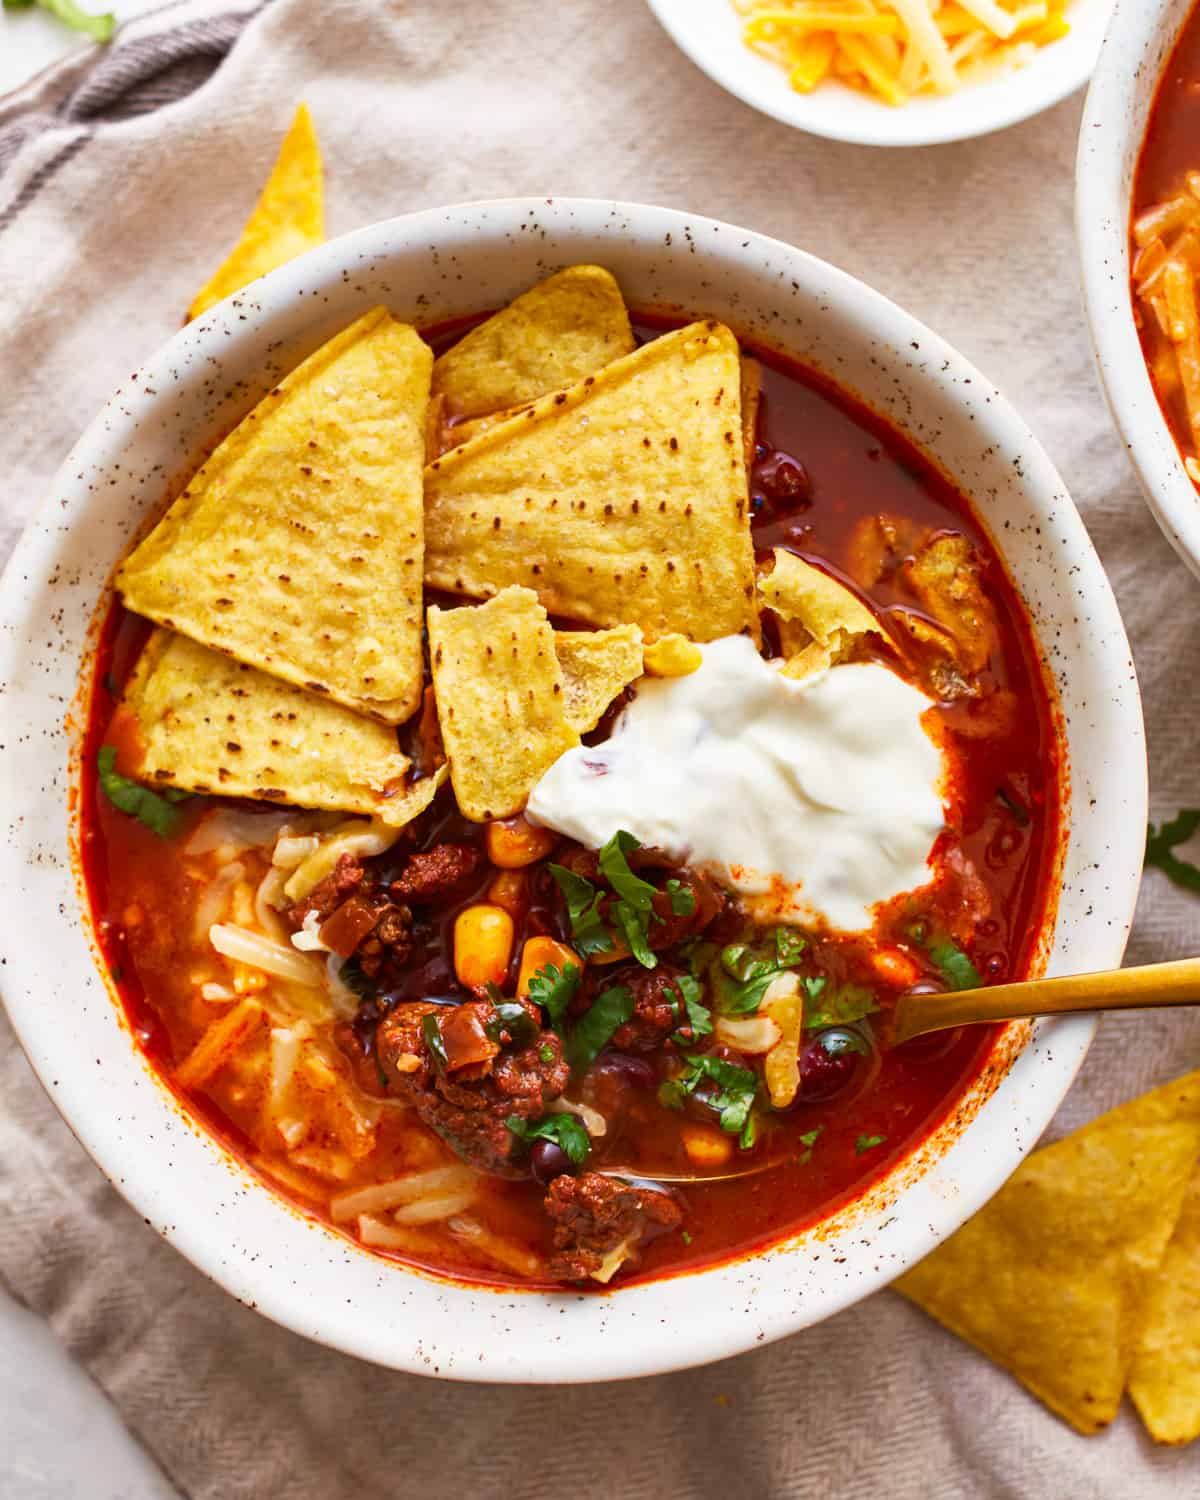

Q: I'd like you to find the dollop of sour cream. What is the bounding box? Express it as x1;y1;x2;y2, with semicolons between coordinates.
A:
526;636;946;933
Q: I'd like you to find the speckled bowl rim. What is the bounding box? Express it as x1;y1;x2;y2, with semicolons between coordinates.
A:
0;198;1145;1381
1077;0;1200;581
645;0;1115;148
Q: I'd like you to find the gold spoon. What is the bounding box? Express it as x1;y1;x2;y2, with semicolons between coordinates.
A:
603;959;1200;1186
891;956;1200;1045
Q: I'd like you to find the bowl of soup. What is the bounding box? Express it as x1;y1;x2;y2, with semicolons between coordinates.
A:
1078;0;1200;579
0;198;1144;1379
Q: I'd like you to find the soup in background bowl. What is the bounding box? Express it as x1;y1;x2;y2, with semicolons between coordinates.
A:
0;199;1144;1379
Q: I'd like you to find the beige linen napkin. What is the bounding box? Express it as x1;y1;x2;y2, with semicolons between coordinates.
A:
2;1;1199;1494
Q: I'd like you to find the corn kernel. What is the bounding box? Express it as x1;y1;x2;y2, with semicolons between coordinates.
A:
487;869;528;918
873;947;920;989
453;904;515;991
517;936;580;997
680;1124;733;1168
644;633;703;677
485;815;558;869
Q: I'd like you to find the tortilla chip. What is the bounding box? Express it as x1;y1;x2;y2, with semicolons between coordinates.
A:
188;104;323;321
431;265;634;418
895;1070;1200;1435
555;625;644;733
117;308;431;724
428;588;580;821
1129;1169;1200;1443
740;357;762;473
425;321;758;644
905;533;995;674
759;548;883;669
122;629;412;819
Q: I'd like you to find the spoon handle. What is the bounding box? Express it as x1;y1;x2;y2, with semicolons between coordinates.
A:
891;957;1200;1044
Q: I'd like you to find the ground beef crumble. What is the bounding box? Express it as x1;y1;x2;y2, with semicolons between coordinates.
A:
544;1172;682;1281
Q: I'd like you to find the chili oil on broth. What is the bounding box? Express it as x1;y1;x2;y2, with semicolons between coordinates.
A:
79;311;1061;1292
1131;0;1200;487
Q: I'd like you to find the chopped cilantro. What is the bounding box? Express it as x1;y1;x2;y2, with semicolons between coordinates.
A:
658;1078;688;1111
803;975;827;1002
538;1043;556;1064
526;961;581;1033
682;938;718;979
506;1112;591;1166
774;927;807;965
421;1013;448;1069
712;941;790;1015
797;1126;823;1164
97;745;185;838
927;938;981;991
855;1134;887;1154
669;973;712;1042
804;982;879;1029
681;1230;693;1246
613;898;657;969
675;1053;759;1147
548;864;614;957
484;1000;539;1049
4;0;116;43
1145;809;1200;894
566;984;634;1073
666;878;696;916
598;829;659;911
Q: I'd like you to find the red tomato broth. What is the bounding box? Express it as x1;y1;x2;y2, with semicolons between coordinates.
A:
1130;1;1200;473
79;310;1062;1291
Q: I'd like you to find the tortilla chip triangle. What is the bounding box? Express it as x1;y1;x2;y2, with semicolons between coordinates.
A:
431;265;635;419
424;321;758;644
1129;1168;1200;1444
759;547;886;679
555;625;644;734
121;629;421;823
117;308;431;725
895;1070;1200;1434
188;103;324;321
428;588;580;822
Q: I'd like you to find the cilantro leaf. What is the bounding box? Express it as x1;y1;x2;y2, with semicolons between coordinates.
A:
804;982;879;1030
526;962;581;1033
4;0;115;42
566;984;634;1073
1145;809;1200;894
484;1000;539;1049
855;1133;887;1154
505;1112;591;1166
421;1013;448;1070
598;830;659;912
666;878;696;916
548;864;614;957
927;938;981;991
613;898;657;969
774;927;807;965
797;1126;823;1164
712;942;790;1015
670;973;712;1041
676;1053;759;1146
98;745;185;838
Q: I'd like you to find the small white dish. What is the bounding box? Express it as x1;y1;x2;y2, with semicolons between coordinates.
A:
0;198;1144;1380
1077;0;1200;581
646;0;1114;146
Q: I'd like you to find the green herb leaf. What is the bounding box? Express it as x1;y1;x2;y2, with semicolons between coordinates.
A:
598;829;659;912
927;938;982;991
669;973;712;1042
548;864;615;957
505;1111;591;1166
796;1126;822;1165
613;898;657;969
97;745;185;838
666;878;696;916
855;1133;887;1154
526;961;581;1033
566;984;634;1073
803;975;827;1001
657;1078;688;1111
712;941;790;1015
682;939;718;979
1145;809;1200;894
4;0;115;42
681;1230;693;1246
538;1044;556;1064
677;1053;759;1143
421;1013;448;1070
485;1000;539;1049
774;927;807;965
804;982;879;1030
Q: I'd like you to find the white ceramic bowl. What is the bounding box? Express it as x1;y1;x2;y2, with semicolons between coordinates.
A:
1078;0;1200;580
0;198;1145;1381
646;0;1114;147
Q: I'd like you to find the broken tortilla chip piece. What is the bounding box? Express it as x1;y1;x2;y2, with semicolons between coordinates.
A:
428;588;580;822
431;265;635;418
895;1069;1200;1435
188;103;323;321
1129;1168;1200;1444
121;629;411;819
759;547;884;674
554;625;644;734
425;321;758;644
643;633;703;678
117;308;431;725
